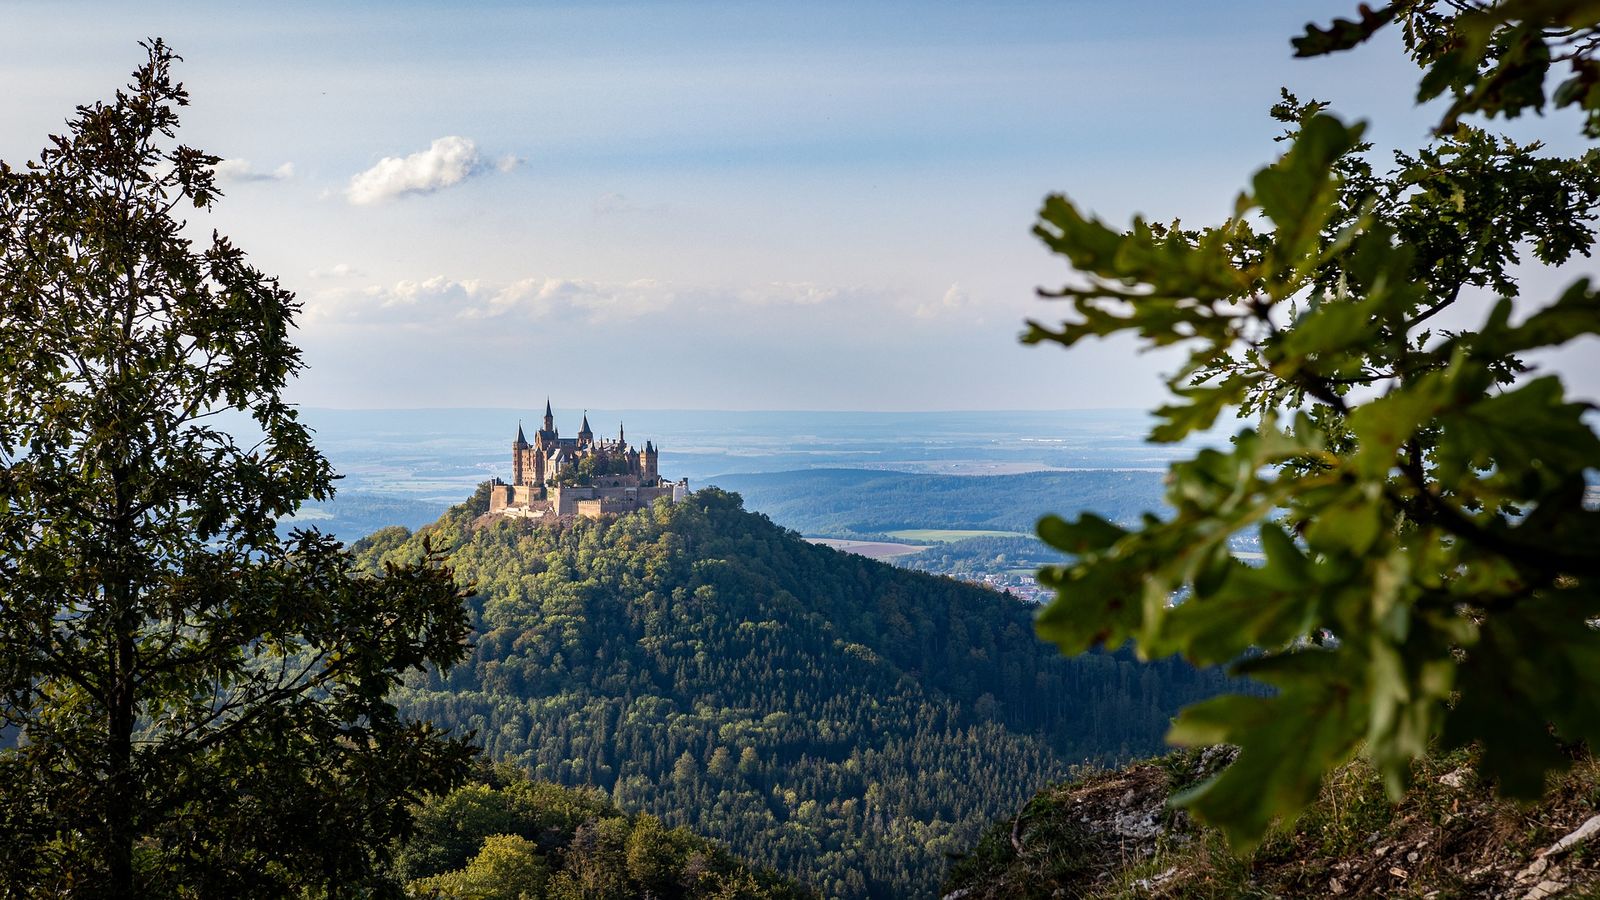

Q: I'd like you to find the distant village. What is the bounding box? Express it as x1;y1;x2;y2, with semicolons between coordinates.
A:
945;569;1048;603
806;537;1049;602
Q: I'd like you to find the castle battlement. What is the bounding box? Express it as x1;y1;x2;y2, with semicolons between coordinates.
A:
486;401;688;520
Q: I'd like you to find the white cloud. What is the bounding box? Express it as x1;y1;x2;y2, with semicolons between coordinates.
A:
345;136;509;205
214;159;294;182
308;263;362;279
916;282;977;318
303;275;860;326
735;282;840;307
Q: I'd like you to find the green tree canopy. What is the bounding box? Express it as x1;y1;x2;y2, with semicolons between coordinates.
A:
361;488;1234;897
1292;0;1600;136
1028;1;1600;849
410;834;551;900
0;41;473;896
399;771;810;900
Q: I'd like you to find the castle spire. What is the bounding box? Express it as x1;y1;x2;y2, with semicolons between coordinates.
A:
619;421;624;445
543;398;554;432
512;421;527;485
579;412;592;436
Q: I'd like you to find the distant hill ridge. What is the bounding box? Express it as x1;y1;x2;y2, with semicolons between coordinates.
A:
356;487;1231;898
706;468;1167;537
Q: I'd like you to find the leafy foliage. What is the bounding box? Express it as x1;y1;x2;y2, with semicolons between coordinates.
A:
945;746;1600;898
401;766;810;899
284;490;456;543
1296;0;1600;136
552;454;635;488
356;489;1236;898
1026;9;1600;852
0;42;473;895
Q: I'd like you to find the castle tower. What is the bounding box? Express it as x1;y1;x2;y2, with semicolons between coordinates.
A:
492;413;675;518
513;422;529;485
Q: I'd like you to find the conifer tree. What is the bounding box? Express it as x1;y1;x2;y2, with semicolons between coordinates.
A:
0;41;473;896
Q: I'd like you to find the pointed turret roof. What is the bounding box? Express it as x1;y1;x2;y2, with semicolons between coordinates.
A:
544;398;553;417
579;412;592;435
515;421;527;445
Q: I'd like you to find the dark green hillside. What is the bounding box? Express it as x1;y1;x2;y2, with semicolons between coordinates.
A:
359;488;1233;898
706;468;1165;536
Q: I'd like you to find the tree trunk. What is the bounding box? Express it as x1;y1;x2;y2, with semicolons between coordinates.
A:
107;630;135;900
105;200;140;900
105;507;137;898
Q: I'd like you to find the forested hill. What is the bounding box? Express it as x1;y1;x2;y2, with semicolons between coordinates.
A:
705;468;1166;536
356;488;1235;898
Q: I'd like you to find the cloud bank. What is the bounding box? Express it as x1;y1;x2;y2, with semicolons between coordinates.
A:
344;137;519;205
214;159;294;182
303;275;865;327
307;262;362;279
917;283;979;319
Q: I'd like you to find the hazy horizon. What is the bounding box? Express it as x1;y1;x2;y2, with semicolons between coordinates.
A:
295;403;1153;413
269;406;1192;538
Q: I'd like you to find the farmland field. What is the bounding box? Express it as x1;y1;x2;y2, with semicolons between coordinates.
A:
888;528;1030;543
805;538;926;559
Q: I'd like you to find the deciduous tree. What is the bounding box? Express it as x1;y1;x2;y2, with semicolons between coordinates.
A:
0;40;473;896
1029;0;1600;849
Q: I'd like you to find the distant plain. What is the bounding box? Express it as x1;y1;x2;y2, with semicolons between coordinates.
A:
275;407;1210;542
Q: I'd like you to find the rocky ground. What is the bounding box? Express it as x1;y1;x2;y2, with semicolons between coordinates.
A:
943;747;1600;899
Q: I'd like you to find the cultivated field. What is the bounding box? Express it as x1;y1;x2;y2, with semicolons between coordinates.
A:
805;538;925;559
887;529;1029;543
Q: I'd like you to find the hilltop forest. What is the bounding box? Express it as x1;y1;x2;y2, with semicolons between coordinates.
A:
396;764;811;899
356;487;1236;897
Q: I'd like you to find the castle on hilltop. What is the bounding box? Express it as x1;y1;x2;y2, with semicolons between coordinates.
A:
486;401;687;519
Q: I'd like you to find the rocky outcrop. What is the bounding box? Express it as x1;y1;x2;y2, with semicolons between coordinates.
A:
944;749;1600;899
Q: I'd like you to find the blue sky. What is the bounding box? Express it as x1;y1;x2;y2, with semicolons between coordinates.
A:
4;1;1595;410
